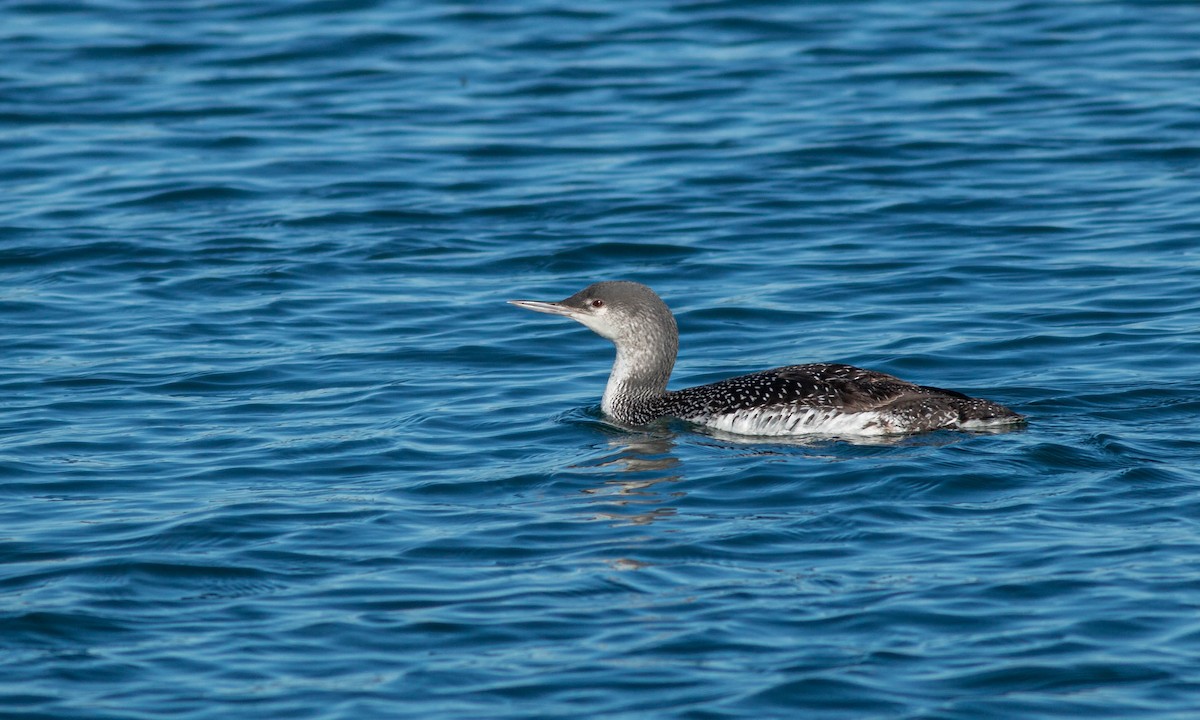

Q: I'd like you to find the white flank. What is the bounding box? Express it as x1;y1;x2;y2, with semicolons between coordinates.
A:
699;407;893;437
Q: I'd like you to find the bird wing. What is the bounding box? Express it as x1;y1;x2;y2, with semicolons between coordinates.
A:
668;363;967;416
775;363;973;410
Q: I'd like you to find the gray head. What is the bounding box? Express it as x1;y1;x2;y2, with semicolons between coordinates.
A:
509;281;679;404
509;280;676;346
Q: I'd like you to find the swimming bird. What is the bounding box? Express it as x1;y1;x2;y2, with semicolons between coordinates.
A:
509;281;1023;437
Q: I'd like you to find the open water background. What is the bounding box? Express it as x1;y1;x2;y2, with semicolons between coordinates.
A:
4;1;1200;718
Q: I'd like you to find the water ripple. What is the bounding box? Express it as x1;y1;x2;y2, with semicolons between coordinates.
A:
3;0;1200;718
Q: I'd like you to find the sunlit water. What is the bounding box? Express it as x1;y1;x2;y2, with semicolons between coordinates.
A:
4;1;1200;718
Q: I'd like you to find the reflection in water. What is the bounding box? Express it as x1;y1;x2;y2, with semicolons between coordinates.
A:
572;432;682;529
592;506;677;526
571;432;683;571
571;420;1026;570
606;557;653;571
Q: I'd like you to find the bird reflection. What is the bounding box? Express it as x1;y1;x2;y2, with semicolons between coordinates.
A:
572;432;682;527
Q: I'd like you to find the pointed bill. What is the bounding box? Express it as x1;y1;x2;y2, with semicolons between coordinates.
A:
508;299;580;318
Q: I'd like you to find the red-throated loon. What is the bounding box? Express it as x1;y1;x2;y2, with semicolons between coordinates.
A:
509;281;1024;436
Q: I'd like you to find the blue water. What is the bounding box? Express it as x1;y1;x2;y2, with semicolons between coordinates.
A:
4;1;1200;717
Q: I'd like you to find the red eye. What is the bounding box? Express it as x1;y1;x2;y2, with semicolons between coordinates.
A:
591;299;604;309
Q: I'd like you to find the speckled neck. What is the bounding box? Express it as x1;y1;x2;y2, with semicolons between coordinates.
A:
599;302;678;424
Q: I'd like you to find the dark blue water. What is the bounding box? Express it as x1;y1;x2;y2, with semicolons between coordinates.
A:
4;1;1200;717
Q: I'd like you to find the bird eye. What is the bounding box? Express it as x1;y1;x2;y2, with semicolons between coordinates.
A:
591;299;604;309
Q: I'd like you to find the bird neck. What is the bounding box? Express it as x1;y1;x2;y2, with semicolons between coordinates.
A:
601;334;677;422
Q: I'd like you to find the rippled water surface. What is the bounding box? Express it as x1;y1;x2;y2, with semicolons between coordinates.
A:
4;1;1200;718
